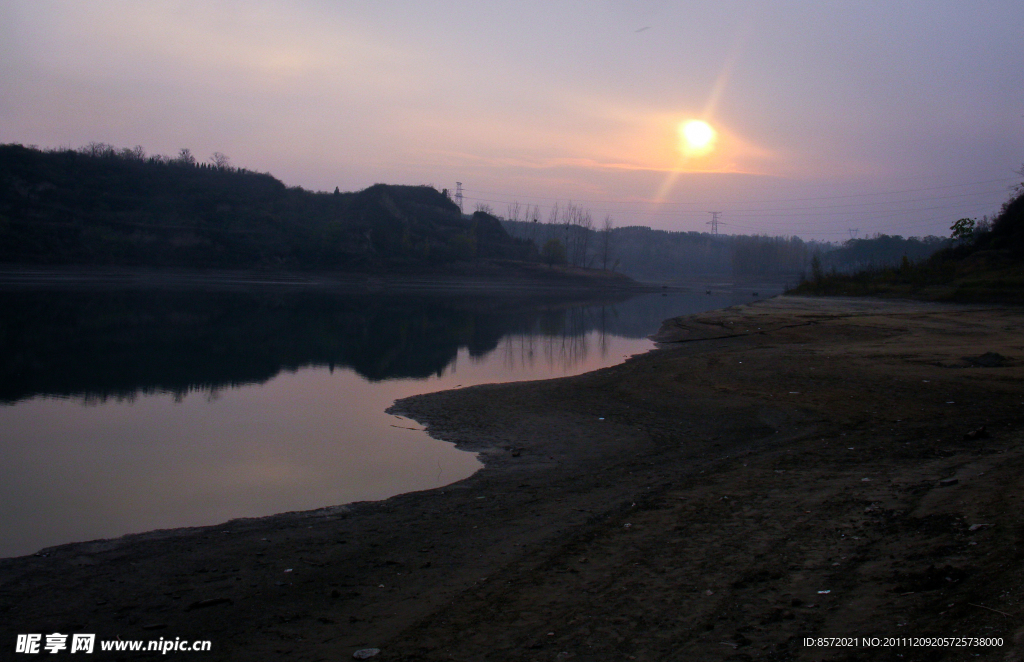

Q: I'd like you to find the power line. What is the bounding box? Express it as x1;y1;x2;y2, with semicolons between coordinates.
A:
709;188;1010;214
460;186;1008;219
460;175;1015;239
721;199;997;226
459;175;1016;209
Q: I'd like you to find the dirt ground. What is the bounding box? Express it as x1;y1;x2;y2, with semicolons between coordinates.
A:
2;295;1023;661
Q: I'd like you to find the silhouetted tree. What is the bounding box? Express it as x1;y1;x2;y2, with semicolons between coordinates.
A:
951;217;976;245
541;238;567;266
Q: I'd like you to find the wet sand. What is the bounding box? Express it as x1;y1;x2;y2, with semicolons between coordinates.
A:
2;295;1023;661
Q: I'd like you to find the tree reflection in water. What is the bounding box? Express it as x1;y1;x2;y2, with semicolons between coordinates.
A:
0;288;752;403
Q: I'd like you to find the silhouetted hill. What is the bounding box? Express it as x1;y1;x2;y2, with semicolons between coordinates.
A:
978;189;1024;256
0;144;533;271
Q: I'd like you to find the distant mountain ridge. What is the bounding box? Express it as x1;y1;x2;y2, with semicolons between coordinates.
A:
0;143;532;270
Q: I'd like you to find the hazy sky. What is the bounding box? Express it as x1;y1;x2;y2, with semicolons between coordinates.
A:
2;1;1022;240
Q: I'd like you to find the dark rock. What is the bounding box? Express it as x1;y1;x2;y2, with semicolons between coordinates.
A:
963;352;1009;367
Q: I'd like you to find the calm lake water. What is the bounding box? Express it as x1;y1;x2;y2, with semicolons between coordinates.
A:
0;286;770;558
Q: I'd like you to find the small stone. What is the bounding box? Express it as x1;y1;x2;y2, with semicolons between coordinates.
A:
353;648;380;659
964;426;990;440
938;478;959;487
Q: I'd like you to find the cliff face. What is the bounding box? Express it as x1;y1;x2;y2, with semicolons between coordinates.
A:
0;144;532;270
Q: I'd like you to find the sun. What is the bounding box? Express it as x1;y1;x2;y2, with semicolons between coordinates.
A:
679;120;716;155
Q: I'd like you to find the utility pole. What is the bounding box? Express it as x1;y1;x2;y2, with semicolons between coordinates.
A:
707;211;721;236
848;227;859;239
455;182;463;213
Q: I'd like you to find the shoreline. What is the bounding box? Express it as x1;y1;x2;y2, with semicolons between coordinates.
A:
0;263;788;297
2;295;1023;660
0;263;653;294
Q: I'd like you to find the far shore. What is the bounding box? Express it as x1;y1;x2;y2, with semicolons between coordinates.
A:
0;262;644;293
2;295;1021;661
0;262;790;295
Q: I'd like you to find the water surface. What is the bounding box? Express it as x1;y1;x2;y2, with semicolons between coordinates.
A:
0;287;765;558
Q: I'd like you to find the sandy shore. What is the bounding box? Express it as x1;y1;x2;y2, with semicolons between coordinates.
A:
2;295;1023;661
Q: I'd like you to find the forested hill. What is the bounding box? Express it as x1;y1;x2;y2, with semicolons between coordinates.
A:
0;144;531;270
788;185;1023;302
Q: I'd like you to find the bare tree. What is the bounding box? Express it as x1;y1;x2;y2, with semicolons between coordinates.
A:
176;148;196;166
506;201;522;223
528;204;541;246
555;202;595;267
578;210;593;267
81;142;115;158
211;152;231;170
600;215;614;270
116;145;146;161
547;201;560;226
560;202;576;265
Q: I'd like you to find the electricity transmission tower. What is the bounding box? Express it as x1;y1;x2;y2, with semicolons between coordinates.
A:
707;211;721;235
454;182;463;213
848;228;859;239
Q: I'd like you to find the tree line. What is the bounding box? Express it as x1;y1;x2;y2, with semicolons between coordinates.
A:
0;143;531;270
790;183;1023;301
500;211;951;283
1;142;961;281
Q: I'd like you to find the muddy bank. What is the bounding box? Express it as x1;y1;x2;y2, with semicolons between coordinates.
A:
1;296;1023;661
